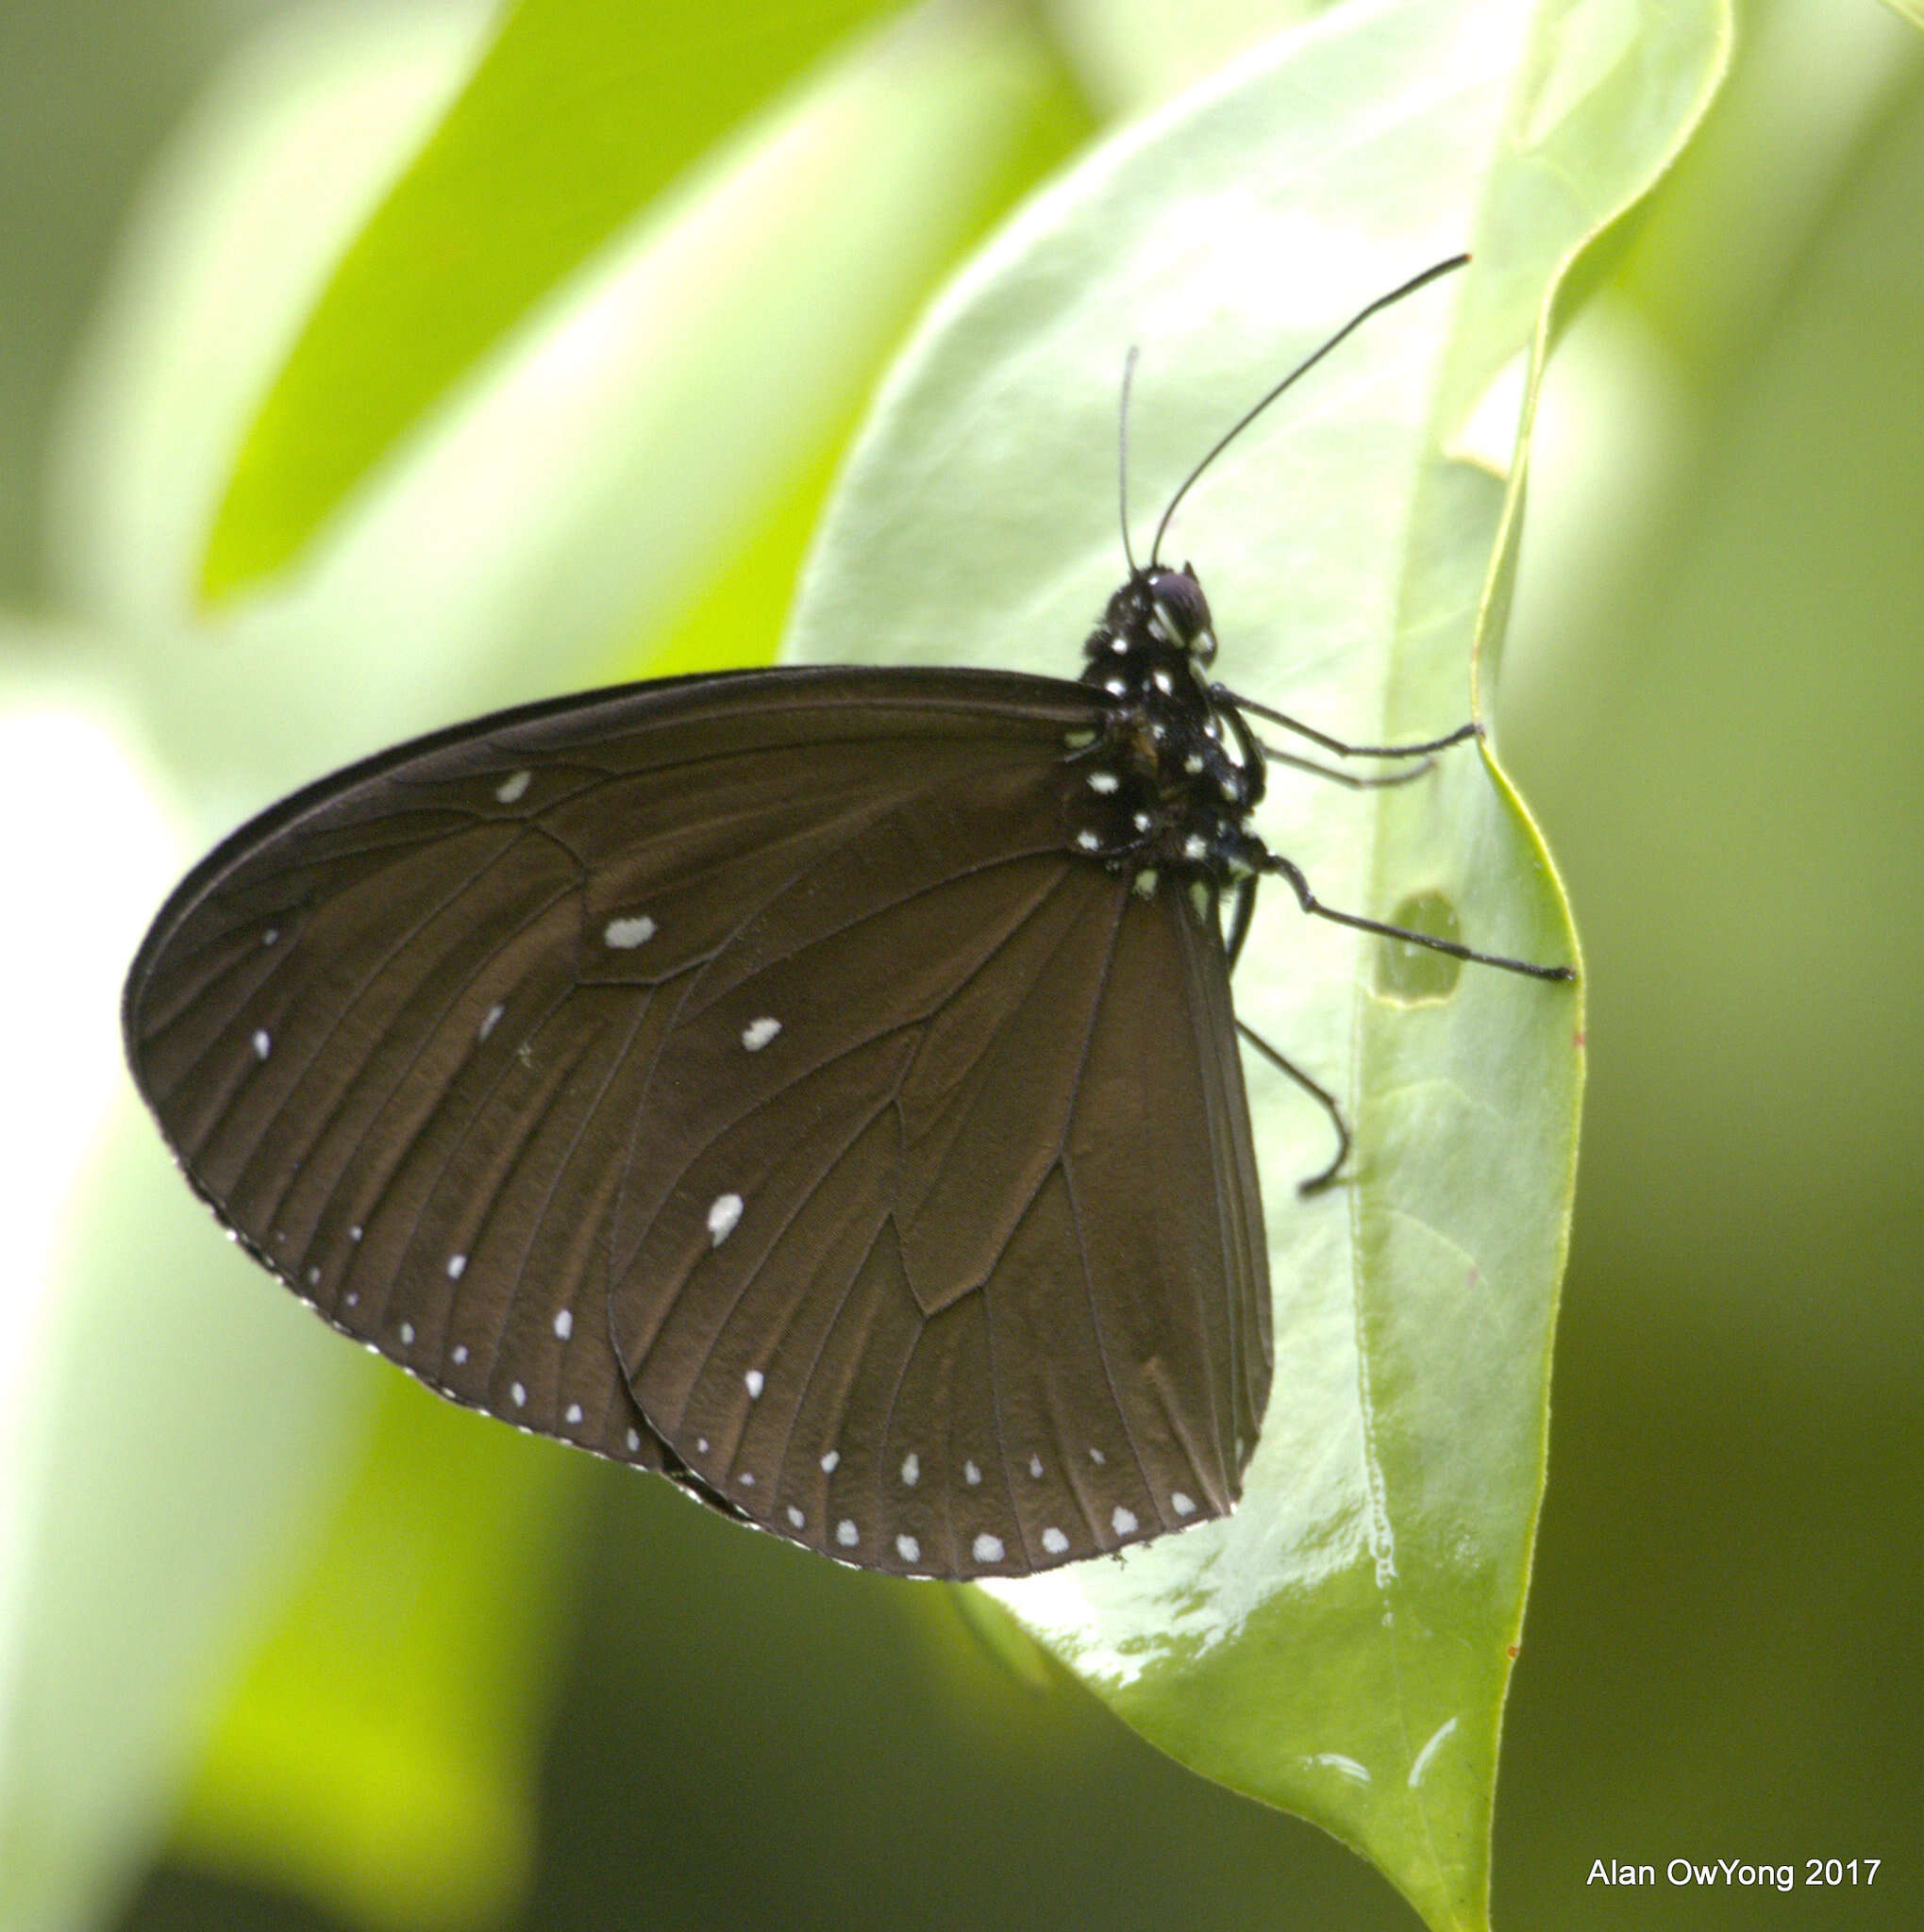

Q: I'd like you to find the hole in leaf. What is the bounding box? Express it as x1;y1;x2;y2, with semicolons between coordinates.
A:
1375;891;1464;1003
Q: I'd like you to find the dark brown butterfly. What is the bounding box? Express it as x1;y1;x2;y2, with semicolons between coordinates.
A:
123;258;1570;1580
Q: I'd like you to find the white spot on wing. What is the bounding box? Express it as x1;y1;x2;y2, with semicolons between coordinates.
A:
836;1518;859;1547
1063;729;1096;749
1086;771;1119;793
349;1225;363;1242
553;1309;572;1340
603;914;657;949
1087;1447;1106;1466
1041;1526;1069;1556
398;1322;414;1345
626;1428;641;1453
510;1381;527;1408
963;1459;981;1486
786;1506;805;1529
1133;869;1159;898
819;1450;840;1474
494;769;531;803
895;1534;920;1565
452;1345;469;1366
972;1532;1005;1565
708;1192;744;1245
564;1403;583;1425
304;1265;320;1288
1171;1491;1196;1517
447;1253;466;1280
899;1452;919;1487
1074;830;1100;853
478;1002;505;1041
1112;1505;1138;1537
1028;1454;1044;1480
745;1368;764;1399
738;1472;755;1487
1182;834;1207;859
251;1029;271;1060
261;927;278;946
741;1016;781;1051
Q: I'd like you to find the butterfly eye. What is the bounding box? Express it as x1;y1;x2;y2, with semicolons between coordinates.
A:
1149;569;1213;656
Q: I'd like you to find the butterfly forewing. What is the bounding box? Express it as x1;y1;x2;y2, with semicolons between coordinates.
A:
125;666;1271;1575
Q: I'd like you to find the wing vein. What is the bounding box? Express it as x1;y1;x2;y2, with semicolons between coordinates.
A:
470;991;662;1395
226;837;577;1208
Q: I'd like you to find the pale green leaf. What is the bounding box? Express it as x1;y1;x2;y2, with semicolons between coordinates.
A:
788;1;1729;1924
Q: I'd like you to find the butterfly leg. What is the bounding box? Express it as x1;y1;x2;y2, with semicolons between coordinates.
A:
1214;699;1434;805
1220;879;1352;1190
1213;685;1481;761
1257;743;1437;790
1235;1020;1351;1194
1259;851;1575;981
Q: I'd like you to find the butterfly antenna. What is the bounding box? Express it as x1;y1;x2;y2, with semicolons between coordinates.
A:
1147;253;1470;567
1118;344;1141;576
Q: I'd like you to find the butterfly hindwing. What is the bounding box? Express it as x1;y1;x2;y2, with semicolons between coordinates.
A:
605;741;1272;1576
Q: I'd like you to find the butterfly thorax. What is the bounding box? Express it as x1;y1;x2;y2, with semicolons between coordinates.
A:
1072;565;1268;898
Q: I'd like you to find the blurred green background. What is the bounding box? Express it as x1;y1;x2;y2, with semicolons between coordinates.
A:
1;0;1919;1928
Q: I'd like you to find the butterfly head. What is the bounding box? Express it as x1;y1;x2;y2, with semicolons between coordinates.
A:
1144;565;1216;666
1096;565;1217;672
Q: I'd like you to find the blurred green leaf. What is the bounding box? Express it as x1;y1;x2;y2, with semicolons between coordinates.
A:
197;0;904;600
23;7;1086;1928
1613;0;1916;389
1884;0;1922;32
56;0;1083;813
170;1384;590;1932
790;0;1726;1924
1042;0;1325;112
0;1108;373;1932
